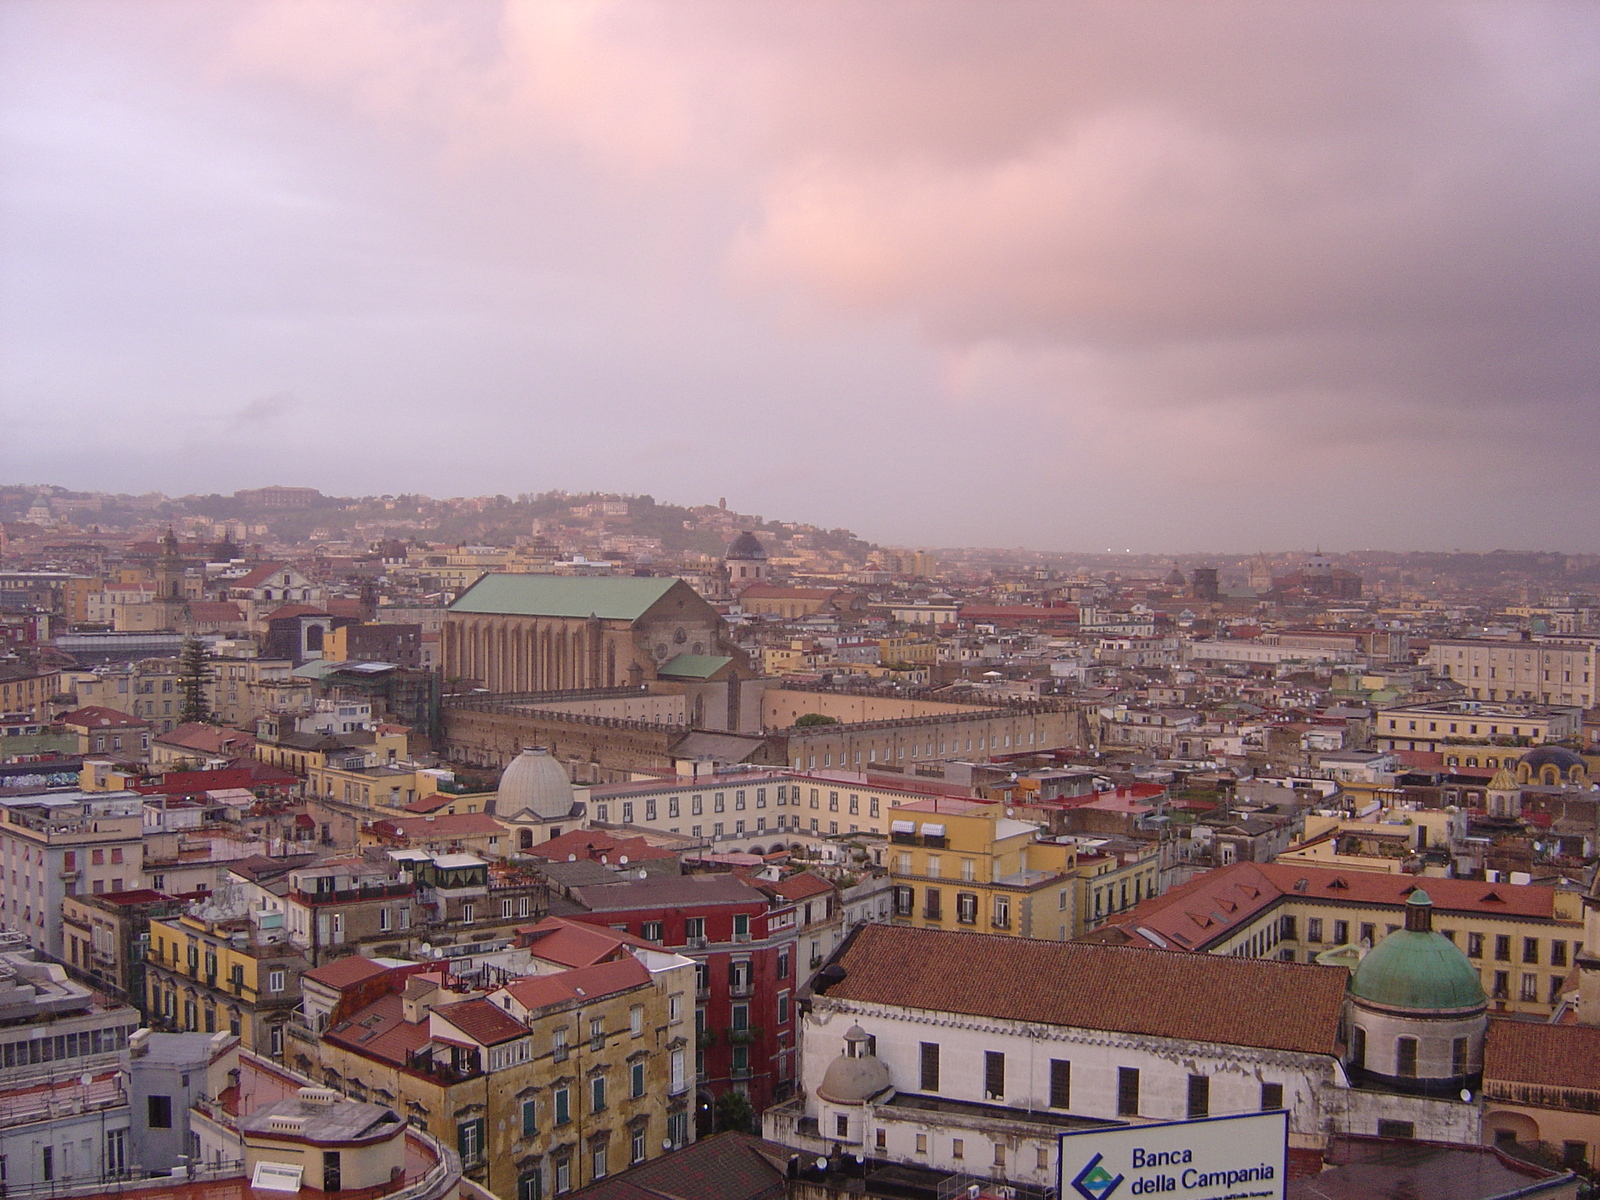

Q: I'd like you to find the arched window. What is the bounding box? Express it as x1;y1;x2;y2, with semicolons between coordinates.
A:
519;829;533;851
1396;1036;1418;1078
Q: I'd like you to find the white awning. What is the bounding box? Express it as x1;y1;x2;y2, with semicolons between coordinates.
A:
920;823;946;838
890;820;916;834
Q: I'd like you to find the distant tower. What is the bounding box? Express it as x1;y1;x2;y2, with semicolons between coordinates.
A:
724;531;769;591
1191;566;1220;602
1248;553;1274;594
1485;764;1521;819
155;528;185;600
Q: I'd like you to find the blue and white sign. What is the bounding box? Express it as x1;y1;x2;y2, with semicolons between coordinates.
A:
1060;1111;1287;1200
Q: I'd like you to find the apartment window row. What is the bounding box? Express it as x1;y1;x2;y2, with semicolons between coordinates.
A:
916;1043;1280;1118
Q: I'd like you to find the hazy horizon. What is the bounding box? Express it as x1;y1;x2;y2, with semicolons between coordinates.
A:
3;2;1597;552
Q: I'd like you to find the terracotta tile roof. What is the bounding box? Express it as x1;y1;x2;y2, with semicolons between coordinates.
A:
60;706;146;728
265;603;329;621
1104;861;1563;953
765;871;833;902
186;601;245;622
154;724;256;754
519;916;658;968
822;923;1347;1057
536;828;678;864
303;955;392;990
434;996;527;1046
324;993;428;1065
1484;1018;1600;1091
370;812;506;839
498;958;651;1011
565;1130;788;1200
230;562;289;589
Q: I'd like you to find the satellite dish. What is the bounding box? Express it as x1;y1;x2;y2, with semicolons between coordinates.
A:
662;1139;673;1151
815;1157;829;1172
619;855;629;864
568;853;577;862
1461;1088;1473;1102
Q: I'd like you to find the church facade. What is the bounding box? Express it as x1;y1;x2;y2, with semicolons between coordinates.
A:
440;574;745;693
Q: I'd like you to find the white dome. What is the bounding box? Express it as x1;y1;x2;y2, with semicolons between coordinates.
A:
498;747;575;821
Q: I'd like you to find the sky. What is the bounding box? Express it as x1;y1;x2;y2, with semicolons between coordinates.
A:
1;1;1597;553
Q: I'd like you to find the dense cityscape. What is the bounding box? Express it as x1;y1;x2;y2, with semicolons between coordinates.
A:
0;482;1595;1199
5;1;1598;1198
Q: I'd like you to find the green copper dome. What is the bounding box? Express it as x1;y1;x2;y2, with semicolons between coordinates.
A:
1349;891;1487;1013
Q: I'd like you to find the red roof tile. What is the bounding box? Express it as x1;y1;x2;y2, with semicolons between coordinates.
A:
498;958;651;1011
1484;1018;1600;1091
824;923;1347;1057
434;997;527;1046
303;955;393;990
519;916;658;968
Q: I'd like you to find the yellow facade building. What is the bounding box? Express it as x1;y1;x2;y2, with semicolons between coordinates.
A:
886;798;1079;939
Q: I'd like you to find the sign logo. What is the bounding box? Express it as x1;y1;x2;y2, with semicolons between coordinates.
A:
1070;1153;1124;1200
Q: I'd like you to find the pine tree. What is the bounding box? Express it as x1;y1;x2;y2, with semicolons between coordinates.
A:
177;637;217;725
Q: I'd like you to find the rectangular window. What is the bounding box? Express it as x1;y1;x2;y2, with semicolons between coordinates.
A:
1520;973;1538;1001
642;921;662;942
1494;971;1510;999
147;1095;173;1129
1333;920;1349;945
1377;1120;1415;1140
1117;1068;1139;1116
919;1042;940;1092
1552;940;1568;967
591;1016;605;1050
952;1138;964;1160
1187;1074;1209;1119
554;1087;570;1125
591;1076;605;1112
631;1061;645;1098
1523;937;1539;964
1452;1037;1469;1076
1397;1037;1418;1078
1261;1082;1284;1111
522;1098;538;1138
1495;935;1511;961
1307;918;1323;942
553;1028;568;1062
1467;932;1484;958
1049;1059;1071;1109
630;1006;644;1037
984;1051;1005;1100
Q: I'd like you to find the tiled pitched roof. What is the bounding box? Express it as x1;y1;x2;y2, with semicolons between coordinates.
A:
766;871;833;902
565;1131;787;1200
822;923;1347;1057
435;997;527;1046
520;917;657;968
370;812;506;838
1104;860;1561;952
303;955;392;990
498;958;650;1011
324;994;428;1065
61;706;146;728
1484;1018;1600;1091
231;562;288;589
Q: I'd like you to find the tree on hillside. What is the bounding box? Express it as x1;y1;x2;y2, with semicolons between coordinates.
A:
177;637;217;725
